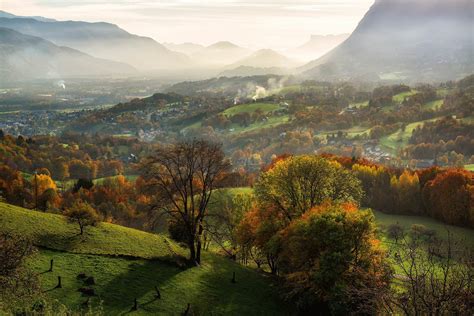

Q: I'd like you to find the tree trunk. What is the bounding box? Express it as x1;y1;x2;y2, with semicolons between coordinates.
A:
195;221;203;264
188;239;196;264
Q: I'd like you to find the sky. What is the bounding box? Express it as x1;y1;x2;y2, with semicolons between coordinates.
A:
1;0;375;50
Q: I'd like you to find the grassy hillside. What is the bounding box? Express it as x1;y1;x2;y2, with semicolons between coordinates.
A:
0;202;184;260
380;117;440;153
373;209;474;247
422;99;443;110
0;202;288;315
29;250;285;315
222;102;280;116
392;90;418;103
183;102;289;135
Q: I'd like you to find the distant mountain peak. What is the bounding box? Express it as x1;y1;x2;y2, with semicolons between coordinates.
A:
208;41;241;49
227;48;298;69
301;0;474;82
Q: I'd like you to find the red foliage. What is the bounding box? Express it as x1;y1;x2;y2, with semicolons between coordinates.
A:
423;169;474;226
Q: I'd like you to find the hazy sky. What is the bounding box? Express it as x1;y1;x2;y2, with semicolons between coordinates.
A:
1;0;374;50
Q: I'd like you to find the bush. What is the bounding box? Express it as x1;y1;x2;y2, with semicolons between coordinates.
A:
387;223;404;243
409;224;437;242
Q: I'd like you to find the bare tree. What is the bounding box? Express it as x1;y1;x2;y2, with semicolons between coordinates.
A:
387;232;473;315
142;140;230;265
0;233;40;310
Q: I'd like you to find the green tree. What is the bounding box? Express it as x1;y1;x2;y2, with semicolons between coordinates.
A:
205;189;254;258
254;155;363;221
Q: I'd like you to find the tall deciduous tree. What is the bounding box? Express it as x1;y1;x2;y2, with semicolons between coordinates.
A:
141;140;230;265
422;169;473;226
254;155;363;222
279;202;391;314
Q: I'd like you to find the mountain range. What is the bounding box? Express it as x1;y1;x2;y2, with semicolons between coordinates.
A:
0;27;135;81
0;14;191;71
301;0;474;81
1;0;473;83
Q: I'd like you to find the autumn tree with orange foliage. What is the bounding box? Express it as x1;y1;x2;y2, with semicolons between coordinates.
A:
390;170;422;215
422;169;474;226
30;172;60;211
235;155;392;313
236;206;286;274
0;164;28;206
278;202;391;314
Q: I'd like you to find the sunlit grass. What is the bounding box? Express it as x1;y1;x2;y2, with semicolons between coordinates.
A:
2;201;288;315
222;102;280;116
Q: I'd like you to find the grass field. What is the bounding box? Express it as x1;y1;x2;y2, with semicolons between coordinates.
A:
227;115;289;134
0;202;288;315
392;90;418;103
0;202;184;259
183;102;289;135
464;164;474;171
373;210;474;247
422;99;444;110
222;102;280;116
348;101;369;109
380;117;440;153
29;250;285;315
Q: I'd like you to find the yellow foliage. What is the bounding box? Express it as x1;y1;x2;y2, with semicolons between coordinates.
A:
31;174;57;195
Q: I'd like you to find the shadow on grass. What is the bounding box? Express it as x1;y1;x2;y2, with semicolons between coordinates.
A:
35;232;82;252
184;254;291;315
100;259;184;315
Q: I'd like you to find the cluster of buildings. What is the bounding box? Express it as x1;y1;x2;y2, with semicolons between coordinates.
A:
0;110;86;136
